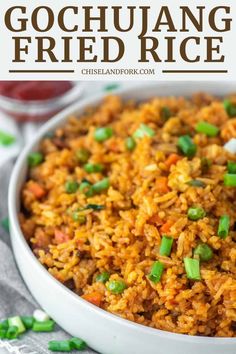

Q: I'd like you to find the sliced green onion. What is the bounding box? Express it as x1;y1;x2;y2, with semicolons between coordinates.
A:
195;121;219;137
70;337;87;350
0;319;9;330
1;217;9;233
76;148;90;164
32;320;55;332
133;123;155;139
218;215;230;239
201;157;212;173
6;326;18;340
224;174;236;187
177;135;197;158
28;152;44;167
184;257;201;280
94;127;113;142
106;280;126;294
85;204;105;211
148;261;164;283
65;181;79;194
227;161;236;174
48;340;72;352
187;206;206;221
187;180;206;188
194;244;213;262
21;316;35;330
96;272;110;283
0;130;15;146
72;213;86;224
159;236;173;257
84;163;104;174
161;107;172;120
224;99;236;117
0;329;6;339
8;316;26;334
79;179;91;192
85;178;110;197
104;83;119;92
125;137;136;151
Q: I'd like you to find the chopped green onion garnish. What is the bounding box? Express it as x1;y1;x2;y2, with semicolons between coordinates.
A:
201;157;212;173
85;178;110;197
188;206;206;221
0;130;15;146
94;127;113;142
85;204;105;211
84;163;104;174
32;320;55;332
133;123;155;139
161;107;172;120
106;280;126;294
195;121;219;137
224;174;236;187
76;148;90;164
224;99;236;117
194;244;213;262
227;161;236;174
6;326;18;339
8;316;26;334
96;271;110;283
159;236;173;257
70;337;87;350
65;181;79;194
1;217;9;233
125;137;136;151
79;179;91;192
148;261;164;283
21;316;35;329
177;135;197;158
104;83;119;92
184;257;201;280
0;319;9;330
187;180;206;188
72;213;86;224
28;152;44;167
48;340;72;352
218;215;230;239
0;329;6;339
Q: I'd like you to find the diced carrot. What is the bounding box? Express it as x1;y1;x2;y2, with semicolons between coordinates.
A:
149;214;163;226
54;229;69;244
82;292;102;307
27;181;46;198
165;154;182;169
156;176;169;194
160;220;174;234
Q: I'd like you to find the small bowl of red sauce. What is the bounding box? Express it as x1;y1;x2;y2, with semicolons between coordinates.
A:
0;81;83;122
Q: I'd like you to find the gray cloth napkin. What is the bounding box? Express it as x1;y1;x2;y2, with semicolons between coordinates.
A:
0;162;96;354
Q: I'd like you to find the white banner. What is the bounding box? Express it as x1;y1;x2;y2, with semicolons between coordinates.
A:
0;0;235;80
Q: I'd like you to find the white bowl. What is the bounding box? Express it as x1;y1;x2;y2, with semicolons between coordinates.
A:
9;82;236;354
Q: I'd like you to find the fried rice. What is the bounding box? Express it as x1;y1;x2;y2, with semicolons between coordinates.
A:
20;93;236;337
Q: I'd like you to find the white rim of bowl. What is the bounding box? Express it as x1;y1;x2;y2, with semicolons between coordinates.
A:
8;82;236;344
